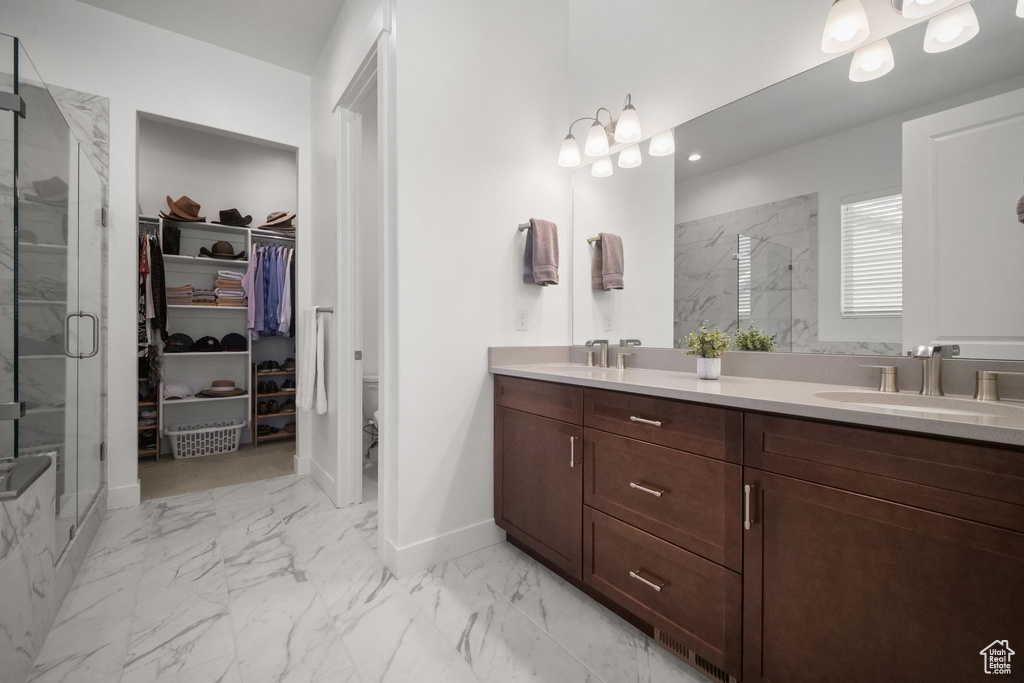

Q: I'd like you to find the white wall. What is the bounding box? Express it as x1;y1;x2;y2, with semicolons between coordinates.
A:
137;117;298;223
4;0;312;508
572;153;675;346
389;0;572;573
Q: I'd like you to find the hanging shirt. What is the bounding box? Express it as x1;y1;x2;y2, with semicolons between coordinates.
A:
278;248;293;336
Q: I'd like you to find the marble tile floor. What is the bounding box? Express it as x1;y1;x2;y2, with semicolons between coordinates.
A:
29;474;705;683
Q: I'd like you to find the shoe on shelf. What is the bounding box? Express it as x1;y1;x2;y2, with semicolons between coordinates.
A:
262;381;278;395
280;399;295;413
257;402;269;415
283;358;296;372
267;400;279;414
257;381;267;394
281;379;296;392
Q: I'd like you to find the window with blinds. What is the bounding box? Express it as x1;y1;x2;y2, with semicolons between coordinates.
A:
737;234;752;319
841;193;903;318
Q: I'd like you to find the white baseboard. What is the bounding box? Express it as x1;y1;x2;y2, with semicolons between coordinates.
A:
307;457;337;505
384;519;506;579
294;454;312;476
107;480;140;509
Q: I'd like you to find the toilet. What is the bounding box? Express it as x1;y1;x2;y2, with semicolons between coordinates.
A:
362;374;379;426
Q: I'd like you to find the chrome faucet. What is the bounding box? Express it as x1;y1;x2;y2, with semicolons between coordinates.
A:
912;344;959;397
619;339;643;348
586;339;610;368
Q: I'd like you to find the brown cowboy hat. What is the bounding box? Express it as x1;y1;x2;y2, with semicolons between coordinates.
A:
258;211;296;229
212;208;252;227
198;240;246;260
161;195;206;222
197;379;246;398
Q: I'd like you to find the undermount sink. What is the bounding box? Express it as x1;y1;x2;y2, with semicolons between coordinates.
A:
812;391;1024;421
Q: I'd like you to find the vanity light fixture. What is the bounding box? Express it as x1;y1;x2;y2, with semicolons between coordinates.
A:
613;95;642;144
648;130;675;157
618;144;643;169
558;134;582;167
585;119;611;157
849;37;895;81
896;0;956;19
821;0;871;54
592;157;614;178
923;3;979;52
1017;0;1023;18
688;153;702;162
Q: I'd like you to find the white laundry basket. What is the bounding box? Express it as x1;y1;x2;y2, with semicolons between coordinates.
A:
164;419;247;459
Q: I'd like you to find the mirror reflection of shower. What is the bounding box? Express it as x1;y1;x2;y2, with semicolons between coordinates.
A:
735;234;792;352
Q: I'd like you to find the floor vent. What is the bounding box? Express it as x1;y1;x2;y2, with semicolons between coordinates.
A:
653;629;737;683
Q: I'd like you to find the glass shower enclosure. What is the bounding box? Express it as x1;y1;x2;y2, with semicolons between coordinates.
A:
1;34;107;560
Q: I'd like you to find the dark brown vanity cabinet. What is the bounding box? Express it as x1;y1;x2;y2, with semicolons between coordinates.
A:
494;375;1024;683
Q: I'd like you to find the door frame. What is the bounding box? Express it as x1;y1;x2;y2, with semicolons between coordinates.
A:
332;15;397;562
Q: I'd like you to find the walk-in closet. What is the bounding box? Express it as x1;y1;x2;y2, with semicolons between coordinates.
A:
135;115;300;500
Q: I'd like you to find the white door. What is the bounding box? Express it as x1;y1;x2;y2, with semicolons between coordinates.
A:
902;87;1024;360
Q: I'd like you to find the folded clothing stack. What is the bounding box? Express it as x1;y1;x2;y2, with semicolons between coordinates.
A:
192;288;217;306
215;269;245;306
166;284;194;306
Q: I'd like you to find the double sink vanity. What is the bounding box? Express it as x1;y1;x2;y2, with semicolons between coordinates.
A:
490;350;1024;683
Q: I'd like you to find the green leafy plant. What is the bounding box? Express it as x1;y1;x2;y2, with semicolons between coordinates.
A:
734;325;777;352
683;324;731;359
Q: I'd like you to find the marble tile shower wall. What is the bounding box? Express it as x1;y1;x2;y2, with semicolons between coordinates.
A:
0;464;58;683
674;193;901;355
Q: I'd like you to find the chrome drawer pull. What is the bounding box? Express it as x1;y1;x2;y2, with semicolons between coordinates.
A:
570;435;575;468
629;570;664;592
629;416;662;427
744;484;752;530
629;482;664;497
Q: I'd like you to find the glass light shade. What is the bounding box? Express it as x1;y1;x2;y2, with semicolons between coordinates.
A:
900;0;956;19
821;0;870;54
923;4;979;53
648;129;675;157
591;157;614;178
584;121;610;157
613;104;642;144
1018;0;1023;18
849;38;895;82
618;145;643;169
558;134;581;167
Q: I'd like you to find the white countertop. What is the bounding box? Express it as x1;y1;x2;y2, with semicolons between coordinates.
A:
489;363;1024;448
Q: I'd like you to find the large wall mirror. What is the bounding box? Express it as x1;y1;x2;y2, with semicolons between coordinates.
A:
572;0;1024;360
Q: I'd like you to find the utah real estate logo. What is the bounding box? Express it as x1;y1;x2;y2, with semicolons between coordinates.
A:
980;640;1014;675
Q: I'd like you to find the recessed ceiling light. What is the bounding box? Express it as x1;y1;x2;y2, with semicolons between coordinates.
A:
688;153;702;162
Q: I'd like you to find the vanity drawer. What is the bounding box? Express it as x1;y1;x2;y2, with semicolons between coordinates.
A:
745;413;1024;533
584;429;742;570
495;375;583;424
584;388;742;463
584;507;742;678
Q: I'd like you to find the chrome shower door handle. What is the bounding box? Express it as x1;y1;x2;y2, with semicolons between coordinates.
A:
79;312;99;359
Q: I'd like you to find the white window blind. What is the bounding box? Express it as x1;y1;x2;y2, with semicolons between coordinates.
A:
841;193;903;318
737;234;752;319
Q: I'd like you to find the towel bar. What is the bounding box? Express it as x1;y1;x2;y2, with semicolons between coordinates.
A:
517;222;531;232
587;235;602;243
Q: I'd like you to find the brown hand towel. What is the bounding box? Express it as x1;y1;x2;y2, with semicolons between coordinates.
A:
523;218;559;286
596;232;624;290
591;239;604;290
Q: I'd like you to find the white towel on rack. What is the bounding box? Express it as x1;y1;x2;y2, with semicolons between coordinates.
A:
297;308;327;414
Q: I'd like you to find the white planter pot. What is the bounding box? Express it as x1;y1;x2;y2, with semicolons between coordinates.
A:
697;357;721;380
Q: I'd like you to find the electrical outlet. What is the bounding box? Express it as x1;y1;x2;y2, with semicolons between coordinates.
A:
516;310;528;331
604;312;613;331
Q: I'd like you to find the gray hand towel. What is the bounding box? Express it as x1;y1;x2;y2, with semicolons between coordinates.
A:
591;239;605;290
523;218;559;286
599;232;624;290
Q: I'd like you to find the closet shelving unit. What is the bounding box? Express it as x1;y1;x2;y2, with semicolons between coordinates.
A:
137;215;296;454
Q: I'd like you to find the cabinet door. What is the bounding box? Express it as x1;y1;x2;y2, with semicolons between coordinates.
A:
743;470;1024;683
495;406;583;579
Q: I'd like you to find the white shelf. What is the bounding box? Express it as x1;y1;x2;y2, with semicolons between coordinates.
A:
161;217;295;242
163;394;250;405
164;351;249;358
163;254;249;267
167;305;246;311
18;242;69;254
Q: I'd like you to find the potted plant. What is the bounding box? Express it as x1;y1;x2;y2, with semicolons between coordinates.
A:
683;324;731;380
734;325;777;352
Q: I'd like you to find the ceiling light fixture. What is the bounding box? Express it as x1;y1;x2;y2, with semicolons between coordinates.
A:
591;157;614;178
923;3;979;52
688;153;702;162
649;130;675;157
618;145;643;169
821;0;871;54
849;37;895;81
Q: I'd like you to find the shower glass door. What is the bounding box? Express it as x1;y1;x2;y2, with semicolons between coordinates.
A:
1;34;15;460
736;234;793;352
